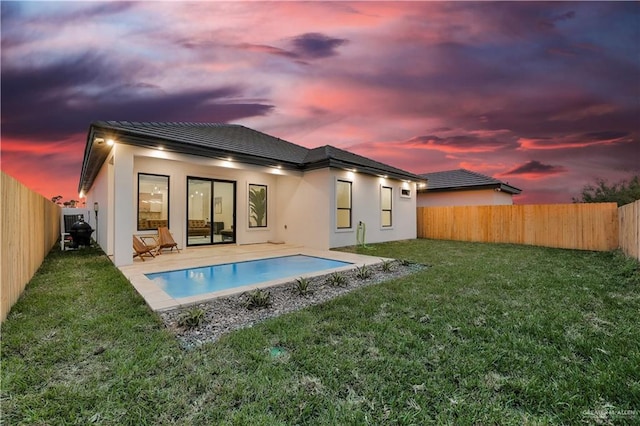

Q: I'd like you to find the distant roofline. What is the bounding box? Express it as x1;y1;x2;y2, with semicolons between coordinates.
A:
418;168;522;195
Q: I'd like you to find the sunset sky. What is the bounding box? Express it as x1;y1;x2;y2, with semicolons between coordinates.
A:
2;1;638;204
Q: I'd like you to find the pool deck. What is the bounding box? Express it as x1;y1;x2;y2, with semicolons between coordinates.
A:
118;243;389;311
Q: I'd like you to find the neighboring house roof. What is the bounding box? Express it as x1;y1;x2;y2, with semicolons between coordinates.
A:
418;169;521;194
79;121;425;194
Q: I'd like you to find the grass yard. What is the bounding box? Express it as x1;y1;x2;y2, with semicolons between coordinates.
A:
1;239;639;425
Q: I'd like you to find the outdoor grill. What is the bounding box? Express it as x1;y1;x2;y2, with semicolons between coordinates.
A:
69;218;94;248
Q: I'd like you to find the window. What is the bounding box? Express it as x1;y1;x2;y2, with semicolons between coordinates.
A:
381;186;392;227
400;188;411;198
336;180;352;229
138;173;169;230
248;184;268;228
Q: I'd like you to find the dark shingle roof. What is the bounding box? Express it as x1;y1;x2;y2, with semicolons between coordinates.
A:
79;121;424;194
302;145;421;179
92;121;310;163
419;169;521;194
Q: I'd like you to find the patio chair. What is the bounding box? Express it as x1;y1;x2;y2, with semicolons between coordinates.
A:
133;235;156;261
156;226;181;254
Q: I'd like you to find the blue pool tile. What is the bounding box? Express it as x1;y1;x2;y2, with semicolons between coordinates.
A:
145;255;351;298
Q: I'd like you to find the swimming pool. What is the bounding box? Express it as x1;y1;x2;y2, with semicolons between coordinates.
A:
145;254;352;299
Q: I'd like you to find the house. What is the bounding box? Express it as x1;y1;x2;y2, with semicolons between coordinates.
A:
417;169;521;207
78;121;425;266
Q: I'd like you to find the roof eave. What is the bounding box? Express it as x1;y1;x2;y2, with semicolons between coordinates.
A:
419;182;522;194
79;122;426;193
78;124;307;194
78;126;115;196
305;158;426;182
499;183;522;194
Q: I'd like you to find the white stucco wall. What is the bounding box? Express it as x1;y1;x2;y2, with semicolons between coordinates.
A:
275;169;331;250
84;150;113;256
329;170;417;248
417;188;514;207
112;144;135;266
89;143;419;265
133;150;286;248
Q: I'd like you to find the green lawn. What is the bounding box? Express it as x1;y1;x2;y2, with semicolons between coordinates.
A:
2;240;639;425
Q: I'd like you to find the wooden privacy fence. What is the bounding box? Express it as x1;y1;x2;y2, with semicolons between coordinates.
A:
417;203;619;251
1;172;60;322
618;200;640;261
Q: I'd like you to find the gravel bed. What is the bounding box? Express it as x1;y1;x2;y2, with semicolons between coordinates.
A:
159;260;426;349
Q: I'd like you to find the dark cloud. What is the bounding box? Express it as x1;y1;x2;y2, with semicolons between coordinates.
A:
1;54;274;141
176;37;216;50
235;33;348;62
1;1;135;49
538;10;576;30
503;160;567;176
0;2;20;25
73;2;136;19
400;132;517;153
582;131;629;141
236;43;299;59
290;33;348;59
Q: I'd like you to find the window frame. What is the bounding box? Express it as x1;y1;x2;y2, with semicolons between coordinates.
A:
137;173;170;231
248;183;268;229
381;185;393;228
336;179;353;229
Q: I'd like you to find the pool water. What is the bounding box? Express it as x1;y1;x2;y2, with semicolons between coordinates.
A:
145;254;352;299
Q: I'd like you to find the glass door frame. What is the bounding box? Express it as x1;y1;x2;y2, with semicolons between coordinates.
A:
186;176;236;246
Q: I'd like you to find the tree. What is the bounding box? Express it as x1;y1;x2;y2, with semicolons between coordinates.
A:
573;175;640;207
51;195;63;204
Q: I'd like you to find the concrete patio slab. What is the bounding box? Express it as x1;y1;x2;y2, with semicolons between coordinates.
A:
118;243;388;311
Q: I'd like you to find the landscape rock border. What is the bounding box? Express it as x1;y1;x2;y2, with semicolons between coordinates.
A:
159;260;426;349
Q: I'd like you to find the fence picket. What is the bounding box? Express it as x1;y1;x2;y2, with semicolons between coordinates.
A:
1;172;60;322
417;203;620;251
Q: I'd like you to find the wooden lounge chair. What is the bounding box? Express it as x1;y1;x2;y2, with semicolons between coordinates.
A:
156;226;180;254
133;235;156;261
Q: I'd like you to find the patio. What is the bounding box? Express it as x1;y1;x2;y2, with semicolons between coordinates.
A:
118;243;387;311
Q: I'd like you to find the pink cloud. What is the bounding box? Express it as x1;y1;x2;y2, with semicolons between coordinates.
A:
1;137;82;155
518;131;630;150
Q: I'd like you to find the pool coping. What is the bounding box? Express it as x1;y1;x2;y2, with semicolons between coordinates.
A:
118;244;389;311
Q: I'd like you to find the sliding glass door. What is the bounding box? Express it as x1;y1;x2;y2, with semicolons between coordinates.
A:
187;177;235;246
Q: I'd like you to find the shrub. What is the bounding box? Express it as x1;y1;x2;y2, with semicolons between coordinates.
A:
294;277;311;296
380;259;394;273
178;307;205;329
355;264;372;280
326;272;348;287
246;288;272;309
